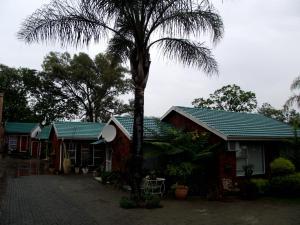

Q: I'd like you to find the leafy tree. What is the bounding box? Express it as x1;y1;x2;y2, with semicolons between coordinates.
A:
145;129;221;196
18;0;223;200
192;84;257;112
258;103;286;122
25;70;79;125
258;103;300;125
40;52;132;122
0;64;37;122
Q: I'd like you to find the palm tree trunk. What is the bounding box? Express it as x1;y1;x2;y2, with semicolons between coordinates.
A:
129;49;150;201
130;86;145;200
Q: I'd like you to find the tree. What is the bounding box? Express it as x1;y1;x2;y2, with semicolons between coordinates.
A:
40;52;132;122
0;64;37;122
258;103;300;125
25;70;79;125
18;0;223;200
192;84;257;112
285;75;300;109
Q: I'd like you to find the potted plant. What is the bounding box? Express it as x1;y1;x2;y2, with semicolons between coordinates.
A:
82;165;89;175
74;164;80;174
166;162;193;200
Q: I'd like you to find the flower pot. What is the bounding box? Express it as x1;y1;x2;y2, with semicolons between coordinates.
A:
75;167;80;174
175;185;189;200
82;167;89;175
49;167;55;174
63;158;72;174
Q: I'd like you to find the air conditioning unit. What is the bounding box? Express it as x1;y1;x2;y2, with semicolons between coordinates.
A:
227;141;240;152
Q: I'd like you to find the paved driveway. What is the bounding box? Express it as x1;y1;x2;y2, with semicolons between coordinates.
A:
1;158;300;225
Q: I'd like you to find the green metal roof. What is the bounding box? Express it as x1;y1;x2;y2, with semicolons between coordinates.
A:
36;125;52;140
53;121;105;140
172;106;295;140
5;122;39;134
90;139;105;145
114;116;172;139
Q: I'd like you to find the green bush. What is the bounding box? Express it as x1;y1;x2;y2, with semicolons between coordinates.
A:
119;196;137;209
239;180;259;200
250;178;269;195
144;193;162;209
270;173;300;197
270;157;295;176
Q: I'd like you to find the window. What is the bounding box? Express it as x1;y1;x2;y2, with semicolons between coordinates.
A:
68;143;77;165
236;143;264;176
8;136;17;151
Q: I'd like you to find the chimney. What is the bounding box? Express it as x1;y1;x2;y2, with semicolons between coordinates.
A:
0;93;4;153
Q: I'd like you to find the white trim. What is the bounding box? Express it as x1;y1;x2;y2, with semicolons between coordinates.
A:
52;124;59;139
59;142;63;171
161;106;228;140
106;116;131;140
30;125;41;138
160;106;177;121
227;136;292;141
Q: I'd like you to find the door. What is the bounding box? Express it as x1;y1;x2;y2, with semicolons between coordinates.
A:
81;144;89;166
31;141;39;158
20;136;28;152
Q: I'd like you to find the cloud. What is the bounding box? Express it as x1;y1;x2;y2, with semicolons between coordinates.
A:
0;0;300;117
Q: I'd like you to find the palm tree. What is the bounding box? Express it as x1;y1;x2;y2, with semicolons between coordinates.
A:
18;0;223;200
286;76;300;109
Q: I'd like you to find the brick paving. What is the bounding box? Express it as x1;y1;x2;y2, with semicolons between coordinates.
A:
1;176;99;225
1;158;300;225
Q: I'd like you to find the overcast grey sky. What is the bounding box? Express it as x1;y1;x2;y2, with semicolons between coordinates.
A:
0;0;300;117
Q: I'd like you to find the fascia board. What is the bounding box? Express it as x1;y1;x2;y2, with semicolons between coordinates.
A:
107;116;131;140
161;106;228;141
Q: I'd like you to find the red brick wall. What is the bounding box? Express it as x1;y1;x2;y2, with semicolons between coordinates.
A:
163;111;224;144
163;110;236;183
49;128;61;171
218;151;236;179
110;121;131;172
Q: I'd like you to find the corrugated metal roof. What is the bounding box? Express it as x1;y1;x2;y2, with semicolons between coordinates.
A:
5;122;39;134
174;106;296;140
53;121;105;140
114;116;172;139
36;125;52;140
90;139;105;145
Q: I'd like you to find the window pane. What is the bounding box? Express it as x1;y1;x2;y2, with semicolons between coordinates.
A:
236;158;247;176
248;144;264;175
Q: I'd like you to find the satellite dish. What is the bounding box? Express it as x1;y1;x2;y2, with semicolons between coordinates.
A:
102;125;116;142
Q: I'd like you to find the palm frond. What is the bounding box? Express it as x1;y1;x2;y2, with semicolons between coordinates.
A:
107;34;135;62
291;76;300;91
151;37;218;74
285;95;300;109
146;0;223;43
17;0;119;46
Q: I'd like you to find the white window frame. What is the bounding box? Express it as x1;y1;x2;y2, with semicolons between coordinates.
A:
236;143;265;177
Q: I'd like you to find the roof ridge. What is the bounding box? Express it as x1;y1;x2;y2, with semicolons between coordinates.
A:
176;106;260;115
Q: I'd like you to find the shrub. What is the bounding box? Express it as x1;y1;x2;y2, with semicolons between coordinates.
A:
270;173;300;197
119;196;137;209
270;157;295;176
239;180;259;200
144;193;162;209
250;178;269;195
